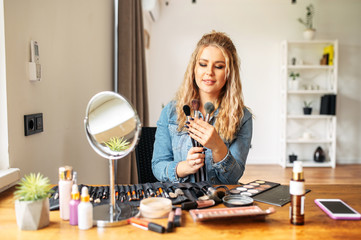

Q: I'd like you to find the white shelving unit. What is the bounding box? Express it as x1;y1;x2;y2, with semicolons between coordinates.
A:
281;40;338;168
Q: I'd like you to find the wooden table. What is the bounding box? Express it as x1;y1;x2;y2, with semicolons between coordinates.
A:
1;184;360;240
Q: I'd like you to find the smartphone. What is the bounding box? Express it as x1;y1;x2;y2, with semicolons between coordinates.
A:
315;199;361;220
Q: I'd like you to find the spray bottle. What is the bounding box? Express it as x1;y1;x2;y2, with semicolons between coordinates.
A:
290;161;305;225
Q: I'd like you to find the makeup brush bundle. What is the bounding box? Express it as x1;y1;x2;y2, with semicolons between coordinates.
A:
183;100;215;182
48;181;215;210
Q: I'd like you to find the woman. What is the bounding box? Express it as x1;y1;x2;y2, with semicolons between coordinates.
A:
151;31;252;184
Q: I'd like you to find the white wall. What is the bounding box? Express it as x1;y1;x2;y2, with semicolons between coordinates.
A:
4;0;113;184
145;0;361;164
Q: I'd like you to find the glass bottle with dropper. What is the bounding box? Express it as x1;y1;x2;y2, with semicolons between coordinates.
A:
290;161;305;225
69;183;80;226
78;186;93;230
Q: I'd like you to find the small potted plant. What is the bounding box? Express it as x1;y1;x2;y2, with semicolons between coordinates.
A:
303;101;313;115
14;173;53;230
298;4;316;40
289;72;300;90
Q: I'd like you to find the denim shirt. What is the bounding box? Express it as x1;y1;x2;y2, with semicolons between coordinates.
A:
151;101;252;185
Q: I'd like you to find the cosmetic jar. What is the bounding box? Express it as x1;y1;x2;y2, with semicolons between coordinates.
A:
140;197;172;218
222;195;254;208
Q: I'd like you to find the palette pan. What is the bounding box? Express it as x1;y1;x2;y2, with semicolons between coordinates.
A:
230;180;280;198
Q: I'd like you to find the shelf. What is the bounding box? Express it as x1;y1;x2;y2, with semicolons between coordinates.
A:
287;65;334;70
285;40;337;45
281;40;337;168
287;90;336;95
287;115;335;119
285;160;333;168
286;139;332;144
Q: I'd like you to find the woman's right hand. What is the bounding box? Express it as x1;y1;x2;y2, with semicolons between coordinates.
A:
176;147;205;178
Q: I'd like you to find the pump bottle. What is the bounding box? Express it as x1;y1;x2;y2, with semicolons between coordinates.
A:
290;161;305;225
59;166;73;220
78;186;93;230
69;184;80;225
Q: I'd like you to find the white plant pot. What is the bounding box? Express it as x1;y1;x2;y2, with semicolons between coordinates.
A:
15;198;50;230
303;29;316;40
288;79;300;90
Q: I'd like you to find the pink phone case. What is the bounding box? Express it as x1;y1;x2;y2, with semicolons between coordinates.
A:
315;199;361;220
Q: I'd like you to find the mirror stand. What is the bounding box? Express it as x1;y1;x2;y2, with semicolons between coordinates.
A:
84;91;141;228
93;159;138;227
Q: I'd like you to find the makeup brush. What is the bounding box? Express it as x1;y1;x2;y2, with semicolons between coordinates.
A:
191;99;200;119
204;102;215;123
183;105;196;148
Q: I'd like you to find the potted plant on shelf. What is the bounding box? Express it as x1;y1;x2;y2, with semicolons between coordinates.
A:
303;101;313;115
14;173;53;230
289;72;300;90
298;4;316;40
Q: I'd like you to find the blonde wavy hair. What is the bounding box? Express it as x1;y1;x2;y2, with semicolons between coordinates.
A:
175;31;246;142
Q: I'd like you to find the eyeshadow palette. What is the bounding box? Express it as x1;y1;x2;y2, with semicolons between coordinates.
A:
189;205;276;222
230;180;280;198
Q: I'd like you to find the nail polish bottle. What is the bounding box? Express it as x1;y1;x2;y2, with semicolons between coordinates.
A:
78;186;93;230
69;184;80;225
290;161;305;225
59;166;73;220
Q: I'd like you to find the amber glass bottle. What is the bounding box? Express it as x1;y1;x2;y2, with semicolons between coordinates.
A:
290;161;305;225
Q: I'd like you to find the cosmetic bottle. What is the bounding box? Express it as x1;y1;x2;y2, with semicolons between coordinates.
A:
59;166;73;220
69;184;80;225
289;161;305;225
78;186;93;230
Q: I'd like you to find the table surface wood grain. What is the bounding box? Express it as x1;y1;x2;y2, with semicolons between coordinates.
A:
1;184;360;240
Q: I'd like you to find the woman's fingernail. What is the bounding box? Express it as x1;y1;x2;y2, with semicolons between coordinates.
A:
203;148;207;151
190;118;194;121
186;121;190;124
185;125;189;128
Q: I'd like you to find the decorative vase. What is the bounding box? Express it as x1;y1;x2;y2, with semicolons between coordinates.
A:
303;29;316;40
289;154;298;163
303;107;312;115
314;146;326;162
15;197;50;230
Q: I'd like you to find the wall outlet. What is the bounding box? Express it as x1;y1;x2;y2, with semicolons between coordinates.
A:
24;113;43;136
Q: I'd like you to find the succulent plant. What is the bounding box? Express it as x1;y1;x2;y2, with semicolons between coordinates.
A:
14;173;53;201
104;137;130;152
304;101;312;108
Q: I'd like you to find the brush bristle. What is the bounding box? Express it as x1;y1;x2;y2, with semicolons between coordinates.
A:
204;102;215;114
183;105;191;116
191;99;200;110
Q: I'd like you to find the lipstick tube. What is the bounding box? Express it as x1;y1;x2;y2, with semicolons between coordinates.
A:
127;217;165;233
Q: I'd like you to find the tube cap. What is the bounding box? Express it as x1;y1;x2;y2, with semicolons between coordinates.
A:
181;201;198;210
59;166;73;181
293;161;303;173
148;222;165;233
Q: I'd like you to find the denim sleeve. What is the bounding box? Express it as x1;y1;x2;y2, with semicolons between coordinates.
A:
211;109;253;184
151;103;189;183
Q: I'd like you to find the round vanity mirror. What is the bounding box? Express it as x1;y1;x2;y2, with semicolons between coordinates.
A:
84;91;141;227
84;91;141;159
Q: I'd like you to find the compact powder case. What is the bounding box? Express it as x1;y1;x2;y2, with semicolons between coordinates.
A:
222;195;254;208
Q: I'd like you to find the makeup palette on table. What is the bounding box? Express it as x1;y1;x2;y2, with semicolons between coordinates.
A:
230;180;280;198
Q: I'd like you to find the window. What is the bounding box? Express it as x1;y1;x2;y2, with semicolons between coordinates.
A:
0;0;20;192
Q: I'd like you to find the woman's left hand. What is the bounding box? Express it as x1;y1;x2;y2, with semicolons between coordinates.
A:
187;118;228;162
